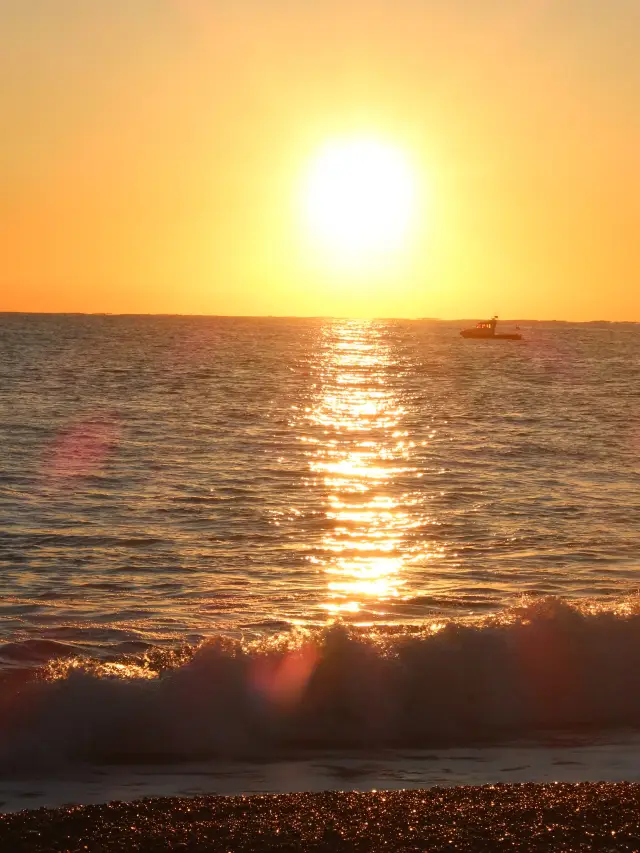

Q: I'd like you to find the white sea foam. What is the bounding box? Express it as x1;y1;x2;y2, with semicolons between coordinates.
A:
3;598;640;767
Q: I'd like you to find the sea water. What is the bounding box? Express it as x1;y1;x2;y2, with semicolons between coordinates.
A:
1;314;639;808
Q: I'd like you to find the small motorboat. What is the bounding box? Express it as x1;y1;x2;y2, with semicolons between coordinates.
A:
460;316;522;340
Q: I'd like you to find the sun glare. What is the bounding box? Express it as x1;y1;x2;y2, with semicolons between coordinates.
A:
301;137;418;270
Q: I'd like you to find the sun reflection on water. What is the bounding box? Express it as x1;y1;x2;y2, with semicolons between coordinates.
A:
304;321;432;619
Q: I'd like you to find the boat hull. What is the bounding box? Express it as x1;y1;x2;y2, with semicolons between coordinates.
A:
460;330;522;340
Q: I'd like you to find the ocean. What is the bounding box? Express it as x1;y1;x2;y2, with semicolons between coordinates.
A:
1;313;639;811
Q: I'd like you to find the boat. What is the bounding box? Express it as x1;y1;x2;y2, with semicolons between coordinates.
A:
460;316;522;340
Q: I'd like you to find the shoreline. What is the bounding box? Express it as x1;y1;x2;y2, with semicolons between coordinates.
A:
2;784;640;851
2;735;640;813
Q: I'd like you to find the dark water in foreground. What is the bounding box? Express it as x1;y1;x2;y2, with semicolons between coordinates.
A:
0;314;639;772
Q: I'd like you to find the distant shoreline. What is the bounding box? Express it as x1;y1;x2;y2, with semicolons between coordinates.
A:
0;311;638;325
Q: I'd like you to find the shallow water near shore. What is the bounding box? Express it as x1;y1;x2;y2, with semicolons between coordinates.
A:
3;736;640;813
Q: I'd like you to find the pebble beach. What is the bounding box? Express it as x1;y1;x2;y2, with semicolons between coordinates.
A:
2;784;640;852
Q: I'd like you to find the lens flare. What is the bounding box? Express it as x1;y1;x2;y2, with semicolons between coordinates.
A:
44;414;120;482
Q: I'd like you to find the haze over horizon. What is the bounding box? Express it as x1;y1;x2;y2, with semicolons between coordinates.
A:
3;1;639;321
0;311;636;324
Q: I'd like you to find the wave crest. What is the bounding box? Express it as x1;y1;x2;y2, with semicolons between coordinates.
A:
3;597;640;766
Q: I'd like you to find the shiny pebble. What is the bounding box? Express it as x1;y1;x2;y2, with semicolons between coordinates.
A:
2;783;640;851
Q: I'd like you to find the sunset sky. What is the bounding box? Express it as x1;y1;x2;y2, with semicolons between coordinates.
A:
2;0;639;320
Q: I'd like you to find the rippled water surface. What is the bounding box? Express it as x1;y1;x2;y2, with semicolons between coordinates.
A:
1;314;639;662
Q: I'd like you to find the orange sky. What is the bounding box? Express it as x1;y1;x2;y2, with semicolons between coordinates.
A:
2;0;640;320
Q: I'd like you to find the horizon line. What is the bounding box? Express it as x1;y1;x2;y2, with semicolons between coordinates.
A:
0;310;638;324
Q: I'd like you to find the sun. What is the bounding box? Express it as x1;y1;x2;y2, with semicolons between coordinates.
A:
301;137;418;270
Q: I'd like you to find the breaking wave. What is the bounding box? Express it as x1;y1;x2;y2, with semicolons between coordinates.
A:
3;598;640;767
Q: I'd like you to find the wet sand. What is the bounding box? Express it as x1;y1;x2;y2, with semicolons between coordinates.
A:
1;784;640;851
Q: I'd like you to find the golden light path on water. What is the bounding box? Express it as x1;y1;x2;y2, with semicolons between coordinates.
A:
304;320;434;621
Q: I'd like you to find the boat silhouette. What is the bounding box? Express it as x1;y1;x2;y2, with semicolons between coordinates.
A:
460;316;522;340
